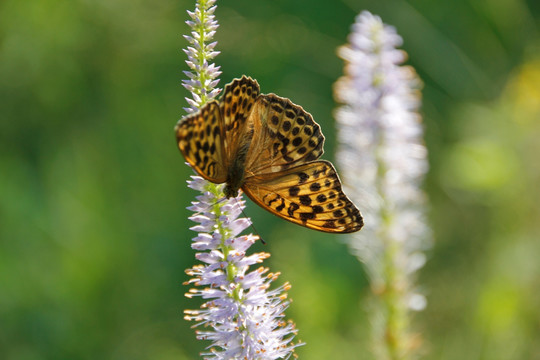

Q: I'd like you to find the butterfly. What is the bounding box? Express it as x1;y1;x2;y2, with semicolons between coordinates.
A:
175;76;363;233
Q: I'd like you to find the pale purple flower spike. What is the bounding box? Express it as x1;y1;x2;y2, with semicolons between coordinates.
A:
335;10;431;358
183;177;301;359
181;2;301;357
183;0;222;113
336;9;429;309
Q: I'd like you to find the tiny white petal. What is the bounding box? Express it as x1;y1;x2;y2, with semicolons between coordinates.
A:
408;293;427;311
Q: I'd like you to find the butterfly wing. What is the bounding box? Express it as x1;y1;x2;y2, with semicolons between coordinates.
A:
219;76;261;162
175;76;261;183
244;93;325;176
242;160;363;233
175;101;227;183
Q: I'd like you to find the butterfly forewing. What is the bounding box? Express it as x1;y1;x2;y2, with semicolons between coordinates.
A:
246;94;325;175
220;77;260;162
243;160;363;233
175;101;227;183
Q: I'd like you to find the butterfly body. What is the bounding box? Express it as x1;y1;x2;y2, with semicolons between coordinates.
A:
176;76;363;233
224;154;247;198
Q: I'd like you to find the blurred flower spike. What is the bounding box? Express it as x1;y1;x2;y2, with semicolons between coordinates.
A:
335;11;431;359
181;1;302;358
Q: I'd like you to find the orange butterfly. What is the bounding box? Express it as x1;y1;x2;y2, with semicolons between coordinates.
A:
175;76;363;233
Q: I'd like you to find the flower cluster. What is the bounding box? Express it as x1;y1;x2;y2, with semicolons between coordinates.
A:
334;11;430;359
183;177;301;359
183;0;221;113
181;1;301;358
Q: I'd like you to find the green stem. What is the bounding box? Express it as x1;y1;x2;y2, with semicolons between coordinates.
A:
206;183;243;303
375;124;410;360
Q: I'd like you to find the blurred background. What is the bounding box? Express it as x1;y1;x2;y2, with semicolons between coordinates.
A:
1;0;539;359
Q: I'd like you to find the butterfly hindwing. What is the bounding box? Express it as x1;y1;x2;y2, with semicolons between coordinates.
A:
175;101;227;183
242;160;363;233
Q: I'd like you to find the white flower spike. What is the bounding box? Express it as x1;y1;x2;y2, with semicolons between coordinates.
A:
180;1;302;358
335;11;431;359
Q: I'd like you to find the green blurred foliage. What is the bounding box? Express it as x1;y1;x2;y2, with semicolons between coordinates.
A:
1;0;539;359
